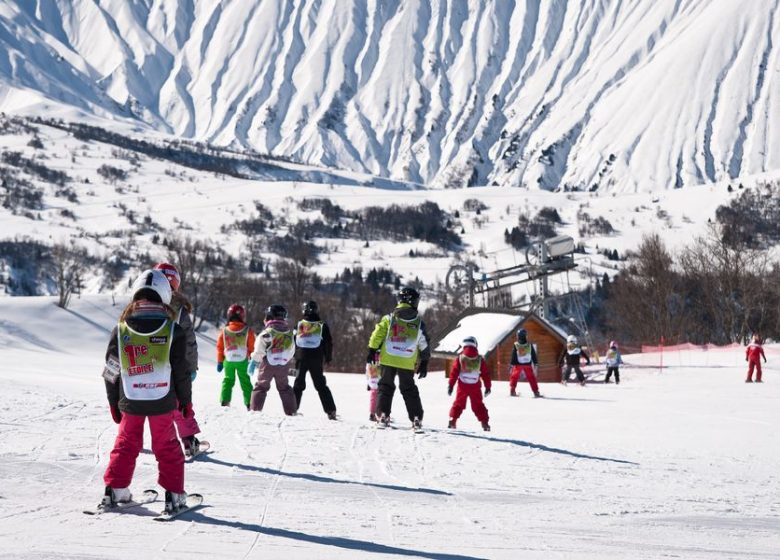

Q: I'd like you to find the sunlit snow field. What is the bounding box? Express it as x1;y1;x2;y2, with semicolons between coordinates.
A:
0;296;777;559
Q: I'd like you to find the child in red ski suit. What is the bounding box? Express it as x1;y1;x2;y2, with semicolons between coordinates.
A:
447;336;492;431
745;334;767;383
509;328;541;397
102;269;191;512
154;262;203;457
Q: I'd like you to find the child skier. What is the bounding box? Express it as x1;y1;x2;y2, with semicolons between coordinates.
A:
216;304;256;409
560;334;590;385
447;336;492;431
604;340;623;384
101;269;191;514
154;262;203;457
509;328;541;397
293;300;337;419
249;304;298;415
367;287;430;431
745;334;767;383
366;351;381;421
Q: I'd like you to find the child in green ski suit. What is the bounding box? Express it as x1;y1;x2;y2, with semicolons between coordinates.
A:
216;304;256;408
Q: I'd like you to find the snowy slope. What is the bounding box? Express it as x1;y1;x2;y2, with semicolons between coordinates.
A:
1;1;780;191
0;296;778;559
4;117;778;301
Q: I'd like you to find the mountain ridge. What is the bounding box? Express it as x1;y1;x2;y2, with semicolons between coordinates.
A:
1;0;779;191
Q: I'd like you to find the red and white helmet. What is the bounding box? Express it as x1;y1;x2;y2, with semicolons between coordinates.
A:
131;269;172;305
227;303;246;322
154;262;180;292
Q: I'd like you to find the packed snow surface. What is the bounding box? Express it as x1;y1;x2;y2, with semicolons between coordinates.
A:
0;295;777;559
2;1;780;191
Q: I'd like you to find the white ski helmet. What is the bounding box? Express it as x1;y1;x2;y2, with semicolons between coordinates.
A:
566;334;578;345
131;269;172;305
462;336;478;348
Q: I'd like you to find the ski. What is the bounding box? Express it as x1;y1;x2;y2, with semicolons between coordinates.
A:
153;493;204;521
185;440;211;461
83;489;158;516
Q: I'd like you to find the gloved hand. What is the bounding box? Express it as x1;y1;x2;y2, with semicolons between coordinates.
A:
367;384;371;391
110;406;122;424
745;357;748;362
447;385;453;396
417;361;428;379
248;360;257;374
190;371;197;382
180;402;193;418
217;362;224;373
764;358;768;363
484;387;491;397
366;348;377;364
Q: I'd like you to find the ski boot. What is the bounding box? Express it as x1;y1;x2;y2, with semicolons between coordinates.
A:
378;413;391;428
164;490;188;514
447;418;457;429
103;486;132;507
183;436;200;458
745;379;753;383
412;417;423;432
369;412;378;422
481;421;491;432
533;391;543;398
510;388;518;397
221;400;231;406
327;411;338;420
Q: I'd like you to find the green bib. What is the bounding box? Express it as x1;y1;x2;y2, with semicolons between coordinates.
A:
117;320;174;401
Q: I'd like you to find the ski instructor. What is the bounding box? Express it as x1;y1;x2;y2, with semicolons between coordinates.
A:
366;286;430;431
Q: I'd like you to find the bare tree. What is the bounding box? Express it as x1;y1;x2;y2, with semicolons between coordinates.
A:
48;243;88;308
680;224;774;343
605;234;688;344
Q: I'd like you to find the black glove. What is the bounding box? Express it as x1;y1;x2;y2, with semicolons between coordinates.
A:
447;385;453;396
484;387;491;397
366;348;377;364
417;361;428;379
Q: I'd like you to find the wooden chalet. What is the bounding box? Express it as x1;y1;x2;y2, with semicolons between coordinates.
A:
431;308;568;382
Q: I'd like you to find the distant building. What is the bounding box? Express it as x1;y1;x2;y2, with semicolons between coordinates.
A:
432;308;567;382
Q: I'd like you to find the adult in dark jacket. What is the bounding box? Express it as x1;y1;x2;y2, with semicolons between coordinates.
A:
559;334;590;385
293;300;337;419
101;269;191;513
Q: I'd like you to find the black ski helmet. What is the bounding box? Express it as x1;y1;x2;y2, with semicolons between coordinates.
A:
265;304;288;321
396;286;420;308
516;328;528;343
302;300;319;316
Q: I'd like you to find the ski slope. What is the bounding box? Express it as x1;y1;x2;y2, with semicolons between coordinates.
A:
0;296;777;559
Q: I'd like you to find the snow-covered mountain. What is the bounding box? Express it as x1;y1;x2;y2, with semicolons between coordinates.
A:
2;0;779;192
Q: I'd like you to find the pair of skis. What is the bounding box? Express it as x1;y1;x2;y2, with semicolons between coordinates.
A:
375;419;424;434
83;490;204;521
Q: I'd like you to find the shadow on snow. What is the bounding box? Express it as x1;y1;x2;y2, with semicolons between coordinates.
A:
200;455;452;496
441;431;639;465
186;511;488;560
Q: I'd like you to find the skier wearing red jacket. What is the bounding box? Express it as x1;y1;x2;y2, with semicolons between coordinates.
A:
447;336;492;431
745;334;767;383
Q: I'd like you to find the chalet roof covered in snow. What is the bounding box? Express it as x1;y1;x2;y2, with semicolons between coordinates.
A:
434;310;525;355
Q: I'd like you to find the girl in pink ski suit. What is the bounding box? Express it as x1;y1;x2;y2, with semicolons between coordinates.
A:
102;269;191;507
745;334;767;383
